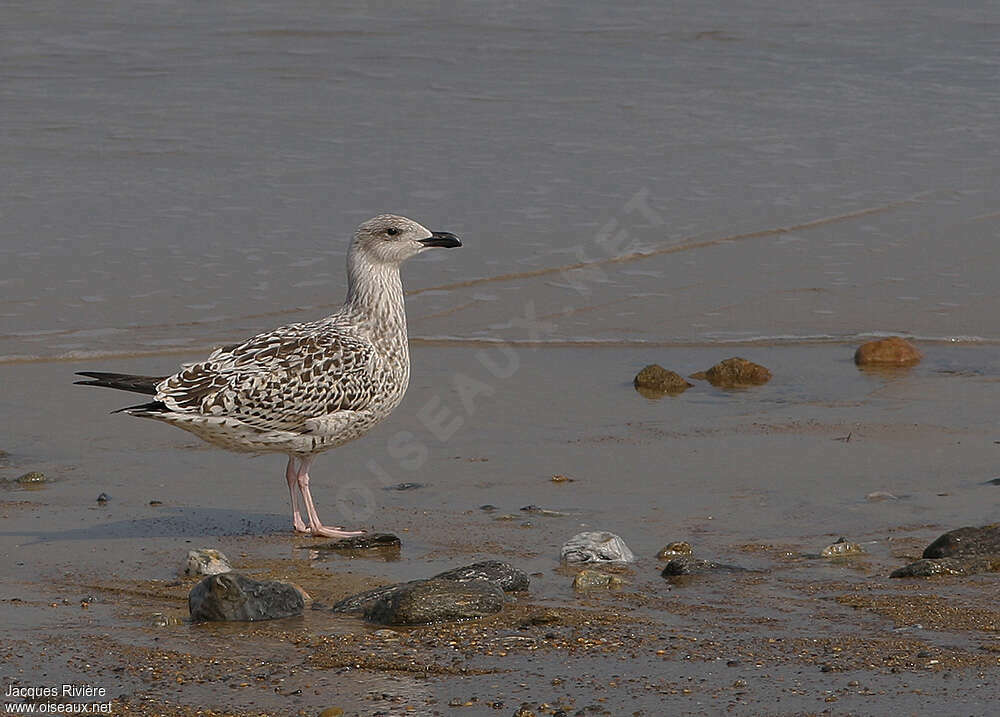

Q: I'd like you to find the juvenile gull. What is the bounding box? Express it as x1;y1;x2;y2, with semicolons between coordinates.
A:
76;214;461;537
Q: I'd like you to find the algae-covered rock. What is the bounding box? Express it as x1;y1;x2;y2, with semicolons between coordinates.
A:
16;471;46;484
854;336;921;366
690;357;771;387
572;569;623;590
634;364;692;397
821;538;865;558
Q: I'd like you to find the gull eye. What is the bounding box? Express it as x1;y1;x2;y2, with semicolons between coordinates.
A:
386;227;399;236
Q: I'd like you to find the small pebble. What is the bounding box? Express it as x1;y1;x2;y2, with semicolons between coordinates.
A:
96;492;110;503
16;471;46;484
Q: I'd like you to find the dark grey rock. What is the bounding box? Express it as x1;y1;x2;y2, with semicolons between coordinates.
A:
890;556;1000;578
432;560;529;592
305;533;401;551
96;492;110;503
188;572;304;622
364;579;504;625
332;560;527;614
922;524;1000;559
330;583;407;614
383;482;424;491
661;556;750;577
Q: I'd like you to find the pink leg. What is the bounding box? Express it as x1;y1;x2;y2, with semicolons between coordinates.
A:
285;456;308;533
295;456;366;538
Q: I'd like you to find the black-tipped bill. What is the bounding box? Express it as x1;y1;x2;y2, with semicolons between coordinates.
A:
419;231;462;248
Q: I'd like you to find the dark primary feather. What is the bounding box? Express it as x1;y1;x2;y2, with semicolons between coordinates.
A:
75;372;166;395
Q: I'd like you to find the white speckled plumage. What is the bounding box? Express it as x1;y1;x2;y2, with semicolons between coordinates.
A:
77;214;461;537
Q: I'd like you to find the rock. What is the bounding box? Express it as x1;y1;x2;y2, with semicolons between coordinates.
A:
318;709;344;717
512;705;537;717
561;531;635;564
364;579;505;625
854;337;922;366
634;364;692;397
689;357;771;387
383;482;424;491
550;474;575;483
182;549;232;577
188;573;304;622
305;533;401;551
96;492;110;503
656;541;693;559
890;557;1000;578
432;560;530;592
865;491;899;501
572;570;623;590
821;538;865;558
520;505;568;517
15;471;46;484
661;556;749;577
332;560;528;614
922;524;1000;559
480;504;497;511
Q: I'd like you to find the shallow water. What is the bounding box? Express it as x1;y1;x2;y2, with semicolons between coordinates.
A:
3;1;1000;714
3;0;1000;361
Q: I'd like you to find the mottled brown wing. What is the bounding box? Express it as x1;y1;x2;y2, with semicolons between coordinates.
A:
156;324;376;432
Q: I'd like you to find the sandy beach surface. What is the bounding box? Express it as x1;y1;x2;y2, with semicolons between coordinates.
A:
3;344;1000;715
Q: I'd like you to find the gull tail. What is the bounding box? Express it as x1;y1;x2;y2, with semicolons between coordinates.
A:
74;371;166;395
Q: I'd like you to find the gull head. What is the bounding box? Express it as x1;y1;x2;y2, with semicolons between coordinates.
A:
351;214;461;266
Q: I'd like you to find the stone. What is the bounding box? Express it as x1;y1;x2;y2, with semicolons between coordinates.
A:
854;337;922;366
690;357;771;387
656;541;693;559
96;492;110;503
661;556;749;577
15;471;46;484
182;548;232;577
922;524;1000;559
572;570;623;590
364;579;505;625
890;557;1000;578
520;505;568;517
318;709;344;717
305;533;401;551
561;531;635;564
188;572;304;622
821;538;865;558
332;560;528;614
431;560;530;592
633;364;692;396
865;491;899;501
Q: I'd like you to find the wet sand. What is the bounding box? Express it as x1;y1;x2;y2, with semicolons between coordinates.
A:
2;344;999;715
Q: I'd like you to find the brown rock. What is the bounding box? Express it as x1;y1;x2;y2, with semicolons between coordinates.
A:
690;357;771;387
634;364;692;396
853;336;921;366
